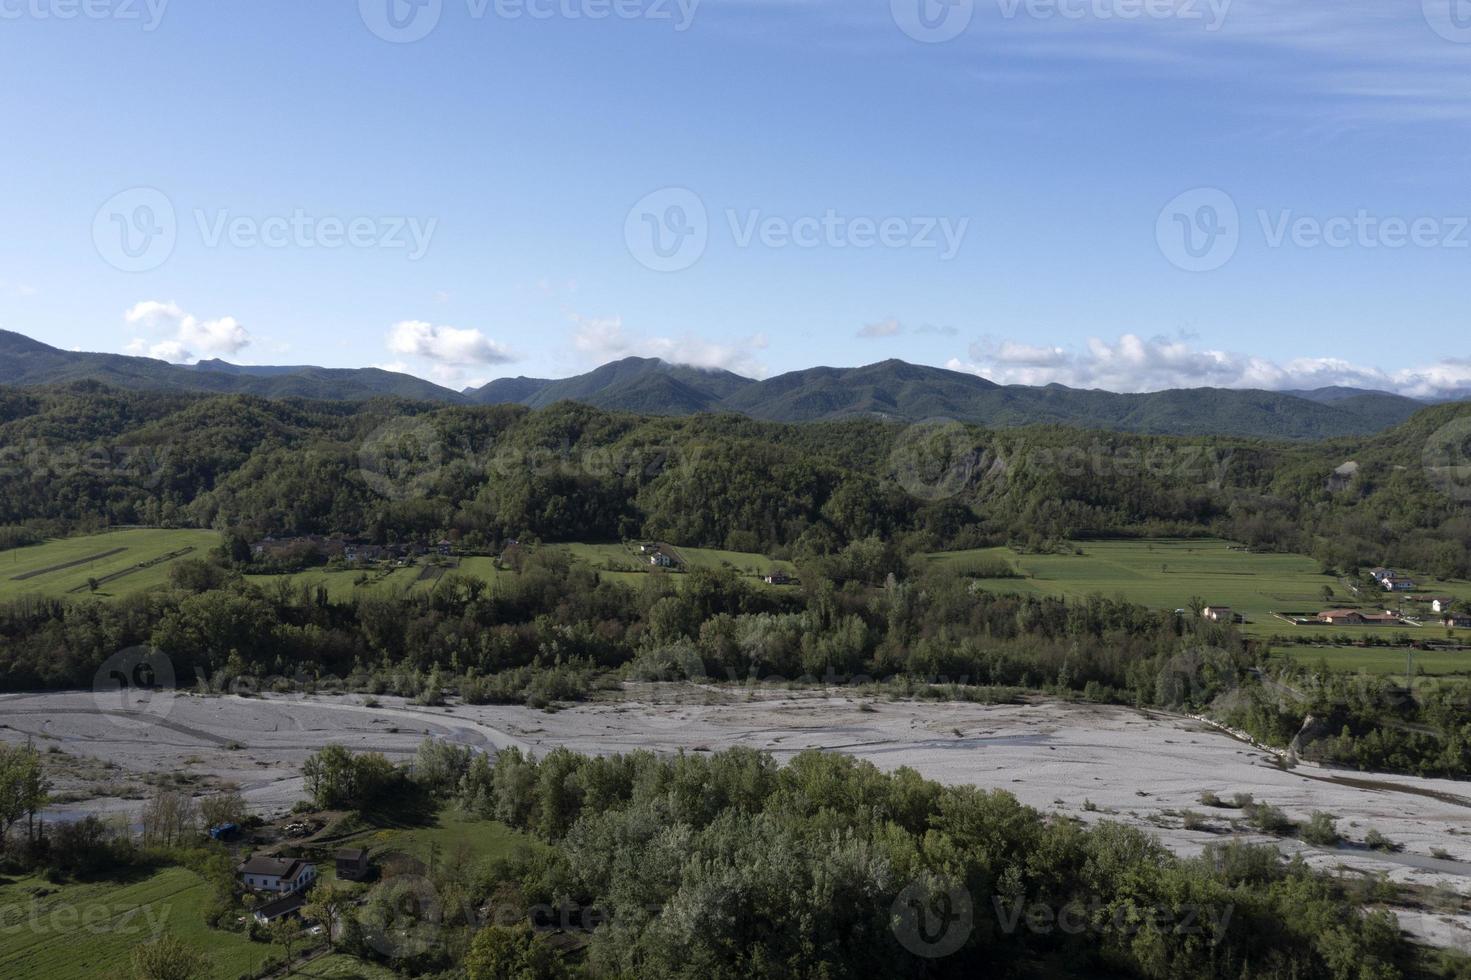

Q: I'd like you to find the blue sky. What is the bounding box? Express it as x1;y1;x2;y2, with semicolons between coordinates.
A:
2;0;1471;395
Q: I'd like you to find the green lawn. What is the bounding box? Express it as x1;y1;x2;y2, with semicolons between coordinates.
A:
927;538;1471;644
293;953;400;979
559;541;796;586
331;809;544;867
1272;644;1471;678
0;529;219;602
670;545;796;578
0;865;273;980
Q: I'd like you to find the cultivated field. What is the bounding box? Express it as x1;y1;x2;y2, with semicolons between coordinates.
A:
0;529;219;602
0;865;273;979
929;538;1471;651
244;557;490;602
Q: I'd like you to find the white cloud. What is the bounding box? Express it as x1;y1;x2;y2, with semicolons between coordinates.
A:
124;300;251;363
950;333;1471;399
386;320;514;366
570;313;768;377
857;317;903;339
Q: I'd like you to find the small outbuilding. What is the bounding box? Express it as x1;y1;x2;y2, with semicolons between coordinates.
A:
334;847;371;882
252;890;307;926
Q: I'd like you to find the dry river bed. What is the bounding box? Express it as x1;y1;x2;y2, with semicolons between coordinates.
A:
2;685;1468;951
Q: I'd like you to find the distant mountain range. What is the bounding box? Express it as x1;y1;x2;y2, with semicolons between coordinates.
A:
0;328;1439;439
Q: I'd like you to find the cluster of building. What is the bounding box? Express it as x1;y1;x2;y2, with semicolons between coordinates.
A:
637;542;678;568
234;848;371;926
1369;567;1418;592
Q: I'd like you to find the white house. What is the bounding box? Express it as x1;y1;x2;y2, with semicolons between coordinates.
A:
237;856;318;895
1433;598;1457;614
1370;568;1417;592
649;553;674;568
1201;606;1233;623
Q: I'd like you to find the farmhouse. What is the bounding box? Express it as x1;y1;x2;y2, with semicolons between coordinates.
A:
237;856;318;894
1369;568;1417;592
1444;614;1471;629
649;552;675;568
763;570;791;586
1201;606;1233;623
1432;598;1458;614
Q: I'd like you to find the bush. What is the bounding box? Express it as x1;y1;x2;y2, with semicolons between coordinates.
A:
1301;811;1341;846
1246;803;1294;835
1365;828;1402;853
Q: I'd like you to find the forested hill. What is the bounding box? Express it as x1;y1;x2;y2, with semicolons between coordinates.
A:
0;329;460;402
0;328;1430;438
2;382;1468;579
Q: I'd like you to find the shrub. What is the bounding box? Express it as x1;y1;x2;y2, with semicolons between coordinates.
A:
1301;811;1341;846
1365;828;1402;853
1246;803;1294;835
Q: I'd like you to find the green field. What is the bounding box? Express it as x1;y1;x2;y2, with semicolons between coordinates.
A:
0;812;538;980
245;555;510;603
0;529;220;602
331;809;543;866
1;531;794;603
560;541;795;585
0;865;272;980
293;953;399;979
927;538;1471;647
1273;644;1471;679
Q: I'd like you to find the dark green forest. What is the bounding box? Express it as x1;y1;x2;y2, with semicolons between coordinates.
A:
3;383;1471;777
2;381;1470;577
301;741;1426;979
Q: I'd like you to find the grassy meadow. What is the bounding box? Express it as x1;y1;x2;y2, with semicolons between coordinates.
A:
0;865;272;980
0;529;219;602
926;538;1471;675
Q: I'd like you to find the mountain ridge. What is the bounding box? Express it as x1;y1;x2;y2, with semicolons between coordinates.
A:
0;327;1436;439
